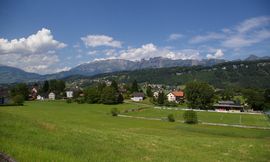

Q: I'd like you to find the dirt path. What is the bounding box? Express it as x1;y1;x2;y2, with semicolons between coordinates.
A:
118;114;270;130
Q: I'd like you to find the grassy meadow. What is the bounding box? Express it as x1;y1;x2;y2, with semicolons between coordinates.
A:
0;101;270;162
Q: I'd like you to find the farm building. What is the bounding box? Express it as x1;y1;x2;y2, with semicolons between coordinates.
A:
214;101;244;112
167;91;184;103
131;92;145;102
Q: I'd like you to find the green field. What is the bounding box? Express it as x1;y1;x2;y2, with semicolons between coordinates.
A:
126;107;270;127
0;101;270;162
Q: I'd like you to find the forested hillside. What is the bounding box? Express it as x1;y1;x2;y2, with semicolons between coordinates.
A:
67;60;270;89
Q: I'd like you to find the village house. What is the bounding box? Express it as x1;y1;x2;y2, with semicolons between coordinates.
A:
131;92;145;102
36;95;44;100
48;92;56;100
167;90;184;103
66;91;73;98
214;101;244;112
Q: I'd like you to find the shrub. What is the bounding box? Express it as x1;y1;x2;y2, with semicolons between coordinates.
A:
76;97;85;104
66;98;72;103
111;108;119;116
12;95;24;105
167;114;175;122
183;110;198;124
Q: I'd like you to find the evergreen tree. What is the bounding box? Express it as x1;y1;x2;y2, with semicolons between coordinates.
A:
131;80;139;92
117;93;124;103
42;80;49;93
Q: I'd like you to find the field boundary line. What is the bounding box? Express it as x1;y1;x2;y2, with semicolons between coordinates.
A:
118;115;270;130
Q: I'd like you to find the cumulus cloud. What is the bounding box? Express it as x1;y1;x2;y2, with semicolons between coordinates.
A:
167;33;183;41
0;28;67;74
190;16;270;49
81;35;122;48
0;28;66;55
206;49;224;59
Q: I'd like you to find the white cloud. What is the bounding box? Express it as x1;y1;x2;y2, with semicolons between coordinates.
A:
81;35;122;48
0;28;66;55
236;16;270;33
0;28;67;74
206;49;224;59
190;16;270;49
222;29;270;48
95;43;201;61
190;32;225;44
167;33;183;41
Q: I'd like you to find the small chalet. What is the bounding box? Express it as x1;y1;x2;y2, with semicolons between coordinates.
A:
131;92;145;102
167;91;184;103
214;101;244;112
48;92;56;100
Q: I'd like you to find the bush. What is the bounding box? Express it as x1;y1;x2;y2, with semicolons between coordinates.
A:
12;95;24;105
167;114;175;122
66;98;73;103
183;110;198;124
111;108;119;116
76;97;85;104
164;101;177;107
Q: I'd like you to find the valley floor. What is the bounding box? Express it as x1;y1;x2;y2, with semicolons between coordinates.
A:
0;101;270;162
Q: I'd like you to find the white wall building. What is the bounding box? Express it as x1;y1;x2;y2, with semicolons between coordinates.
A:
66;91;73;98
48;92;55;100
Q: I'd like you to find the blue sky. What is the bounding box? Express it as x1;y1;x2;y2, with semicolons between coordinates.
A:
0;0;270;74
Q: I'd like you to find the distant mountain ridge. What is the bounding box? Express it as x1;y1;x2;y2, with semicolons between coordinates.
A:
0;55;269;84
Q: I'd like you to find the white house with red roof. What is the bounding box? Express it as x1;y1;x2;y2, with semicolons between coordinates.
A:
167;91;184;103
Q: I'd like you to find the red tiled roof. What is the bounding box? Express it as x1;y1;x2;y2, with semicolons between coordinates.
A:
171;91;184;97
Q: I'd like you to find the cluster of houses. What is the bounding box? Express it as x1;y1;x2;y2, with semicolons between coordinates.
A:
30;86;74;101
131;90;185;103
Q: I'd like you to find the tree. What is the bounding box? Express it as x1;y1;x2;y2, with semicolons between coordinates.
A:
117;93;124;103
131;80;139;92
221;88;234;100
84;87;100;103
264;89;270;103
10;83;29;100
42;80;49;93
185;81;215;110
183;110;198;124
110;80;119;92
12;95;24;105
157;91;165;105
146;86;153;97
101;86;118;104
242;89;265;111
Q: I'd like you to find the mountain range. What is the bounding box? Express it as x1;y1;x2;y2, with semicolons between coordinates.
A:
0;55;269;84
